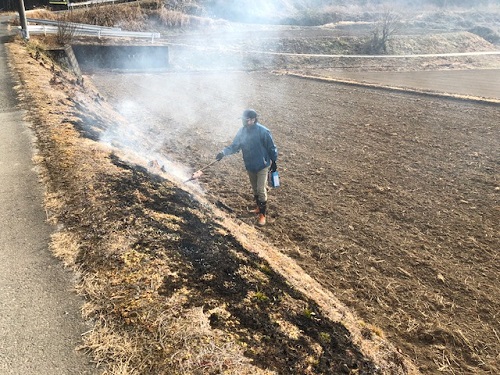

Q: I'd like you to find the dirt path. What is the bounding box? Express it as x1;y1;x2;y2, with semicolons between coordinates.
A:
0;17;95;375
90;70;499;374
294;69;500;102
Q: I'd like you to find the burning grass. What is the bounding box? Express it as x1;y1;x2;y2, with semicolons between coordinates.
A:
6;37;418;374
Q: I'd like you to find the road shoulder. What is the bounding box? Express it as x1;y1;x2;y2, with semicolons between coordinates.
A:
0;16;95;375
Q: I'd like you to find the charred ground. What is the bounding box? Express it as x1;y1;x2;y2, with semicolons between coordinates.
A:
91;70;499;374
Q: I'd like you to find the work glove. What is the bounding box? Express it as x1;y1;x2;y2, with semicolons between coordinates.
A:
270;160;277;172
216;152;225;161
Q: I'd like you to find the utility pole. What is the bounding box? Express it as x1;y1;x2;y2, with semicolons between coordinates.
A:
17;0;29;40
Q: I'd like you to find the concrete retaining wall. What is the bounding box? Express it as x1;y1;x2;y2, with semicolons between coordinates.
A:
71;44;169;71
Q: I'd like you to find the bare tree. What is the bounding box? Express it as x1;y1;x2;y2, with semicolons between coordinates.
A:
363;9;401;55
56;12;79;45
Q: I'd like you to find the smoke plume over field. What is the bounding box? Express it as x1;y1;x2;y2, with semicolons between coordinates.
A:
93;24;289;183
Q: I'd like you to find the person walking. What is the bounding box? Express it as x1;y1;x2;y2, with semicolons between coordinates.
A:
216;109;278;226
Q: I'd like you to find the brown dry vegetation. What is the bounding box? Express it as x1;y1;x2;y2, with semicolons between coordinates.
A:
6;3;500;375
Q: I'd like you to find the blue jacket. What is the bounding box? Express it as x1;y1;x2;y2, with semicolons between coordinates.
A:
223;122;278;173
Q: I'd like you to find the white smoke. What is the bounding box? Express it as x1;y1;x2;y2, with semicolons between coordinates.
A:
89;3;294;187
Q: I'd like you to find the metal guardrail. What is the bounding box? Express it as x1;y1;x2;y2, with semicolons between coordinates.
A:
20;21;161;41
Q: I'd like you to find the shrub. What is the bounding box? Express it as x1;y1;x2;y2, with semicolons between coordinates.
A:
359;9;401;55
55;13;79;45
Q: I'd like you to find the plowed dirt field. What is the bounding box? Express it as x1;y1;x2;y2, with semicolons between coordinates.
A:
89;71;499;374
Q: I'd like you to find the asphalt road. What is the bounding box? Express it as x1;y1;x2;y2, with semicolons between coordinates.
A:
0;17;95;375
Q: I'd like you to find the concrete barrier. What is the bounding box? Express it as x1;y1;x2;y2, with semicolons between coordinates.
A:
71;44;169;71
